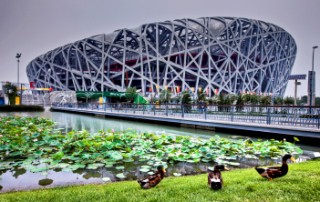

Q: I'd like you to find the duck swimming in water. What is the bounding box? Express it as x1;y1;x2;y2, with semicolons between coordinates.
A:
255;154;295;181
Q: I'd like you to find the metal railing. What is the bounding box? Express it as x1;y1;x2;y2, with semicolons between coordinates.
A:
52;103;320;129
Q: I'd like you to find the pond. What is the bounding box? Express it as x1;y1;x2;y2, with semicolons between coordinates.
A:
0;111;318;193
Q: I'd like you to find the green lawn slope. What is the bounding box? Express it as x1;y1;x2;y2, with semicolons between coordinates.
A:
1;159;319;202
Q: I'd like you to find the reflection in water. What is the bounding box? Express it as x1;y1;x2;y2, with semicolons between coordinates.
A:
0;111;318;193
1;111;220;138
50;112;220;139
12;168;26;179
38;178;53;186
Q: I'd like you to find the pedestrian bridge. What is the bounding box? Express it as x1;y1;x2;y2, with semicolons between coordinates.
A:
51;103;320;142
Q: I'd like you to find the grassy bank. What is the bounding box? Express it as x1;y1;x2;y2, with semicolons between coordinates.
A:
1;159;319;202
0;105;44;112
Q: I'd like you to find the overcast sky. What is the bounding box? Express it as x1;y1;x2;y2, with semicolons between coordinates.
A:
0;0;319;97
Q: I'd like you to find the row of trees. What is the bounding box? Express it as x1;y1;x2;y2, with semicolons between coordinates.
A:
126;87;298;106
156;89;296;106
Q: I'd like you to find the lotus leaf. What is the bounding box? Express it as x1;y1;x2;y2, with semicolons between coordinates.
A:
115;173;126;179
102;177;111;182
87;163;104;169
52;151;64;160
139;168;150;172
115;166;125;170
53;163;69;169
29;166;50;173
106;151;123;161
0;116;304;175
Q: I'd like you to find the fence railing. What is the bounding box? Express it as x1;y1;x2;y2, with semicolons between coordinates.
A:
52;103;320;129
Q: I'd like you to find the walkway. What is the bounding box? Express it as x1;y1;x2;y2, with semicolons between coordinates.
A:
51;104;320;140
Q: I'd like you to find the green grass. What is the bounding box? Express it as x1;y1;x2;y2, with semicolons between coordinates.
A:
1;159;320;202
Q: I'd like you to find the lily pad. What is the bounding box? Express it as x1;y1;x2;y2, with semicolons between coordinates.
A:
115;166;125;170
139;168;150;173
115;173;126;179
123;158;134;162
105;164;114;168
102;177;111;182
87;163;104;170
29;166;50;173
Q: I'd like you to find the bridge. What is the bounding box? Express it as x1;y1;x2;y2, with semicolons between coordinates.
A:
51;103;320;143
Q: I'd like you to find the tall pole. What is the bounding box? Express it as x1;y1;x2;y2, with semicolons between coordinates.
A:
16;53;22;105
16;53;22;86
294;80;297;106
310;46;318;108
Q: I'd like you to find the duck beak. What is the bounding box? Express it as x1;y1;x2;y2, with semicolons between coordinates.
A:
163;168;166;173
224;166;230;171
290;157;296;162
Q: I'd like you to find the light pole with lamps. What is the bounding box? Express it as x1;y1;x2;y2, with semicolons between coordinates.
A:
16;53;22;105
309;46;318;109
16;53;22;86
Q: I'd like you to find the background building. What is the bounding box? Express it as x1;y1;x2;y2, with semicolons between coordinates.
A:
26;17;297;97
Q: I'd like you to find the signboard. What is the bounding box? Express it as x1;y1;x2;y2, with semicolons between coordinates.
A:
288;74;306;80
15;96;20;105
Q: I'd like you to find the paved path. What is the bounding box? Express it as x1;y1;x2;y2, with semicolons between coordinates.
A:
52;106;320;140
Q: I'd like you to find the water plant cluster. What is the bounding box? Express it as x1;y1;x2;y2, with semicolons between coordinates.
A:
0;116;303;174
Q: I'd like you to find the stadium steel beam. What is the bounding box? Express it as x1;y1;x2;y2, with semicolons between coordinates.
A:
27;17;297;97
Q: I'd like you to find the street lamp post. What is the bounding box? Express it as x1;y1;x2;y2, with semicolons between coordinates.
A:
309;46;318;110
16;53;22;105
16;53;22;86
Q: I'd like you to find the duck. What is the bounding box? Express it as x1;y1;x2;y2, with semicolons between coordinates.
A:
255;154;295;181
208;165;229;190
137;165;166;189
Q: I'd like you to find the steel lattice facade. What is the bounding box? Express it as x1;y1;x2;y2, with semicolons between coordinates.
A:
26;17;297;97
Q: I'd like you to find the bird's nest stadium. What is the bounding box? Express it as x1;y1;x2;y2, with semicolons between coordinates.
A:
26;17;296;97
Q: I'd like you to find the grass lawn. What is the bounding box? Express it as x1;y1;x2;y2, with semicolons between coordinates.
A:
0;159;319;202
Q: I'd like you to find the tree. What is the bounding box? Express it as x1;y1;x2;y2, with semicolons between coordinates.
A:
273;96;284;106
250;94;259;105
242;94;251;105
3;82;17;105
226;94;237;105
236;94;245;111
316;97;320;106
196;88;206;103
284;96;294;106
260;95;272;106
125;87;137;103
300;95;308;105
181;90;192;112
210;95;220;105
170;95;181;104
160;89;171;104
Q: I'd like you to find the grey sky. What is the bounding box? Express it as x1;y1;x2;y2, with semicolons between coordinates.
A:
0;0;319;97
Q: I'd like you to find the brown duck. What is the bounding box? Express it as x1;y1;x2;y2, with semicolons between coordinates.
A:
137;165;166;189
208;165;229;190
255;154;295;181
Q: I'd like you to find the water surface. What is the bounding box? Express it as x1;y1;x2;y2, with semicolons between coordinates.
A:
0;111;318;193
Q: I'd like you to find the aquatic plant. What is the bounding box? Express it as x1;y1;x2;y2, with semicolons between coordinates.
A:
0;116;303;173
